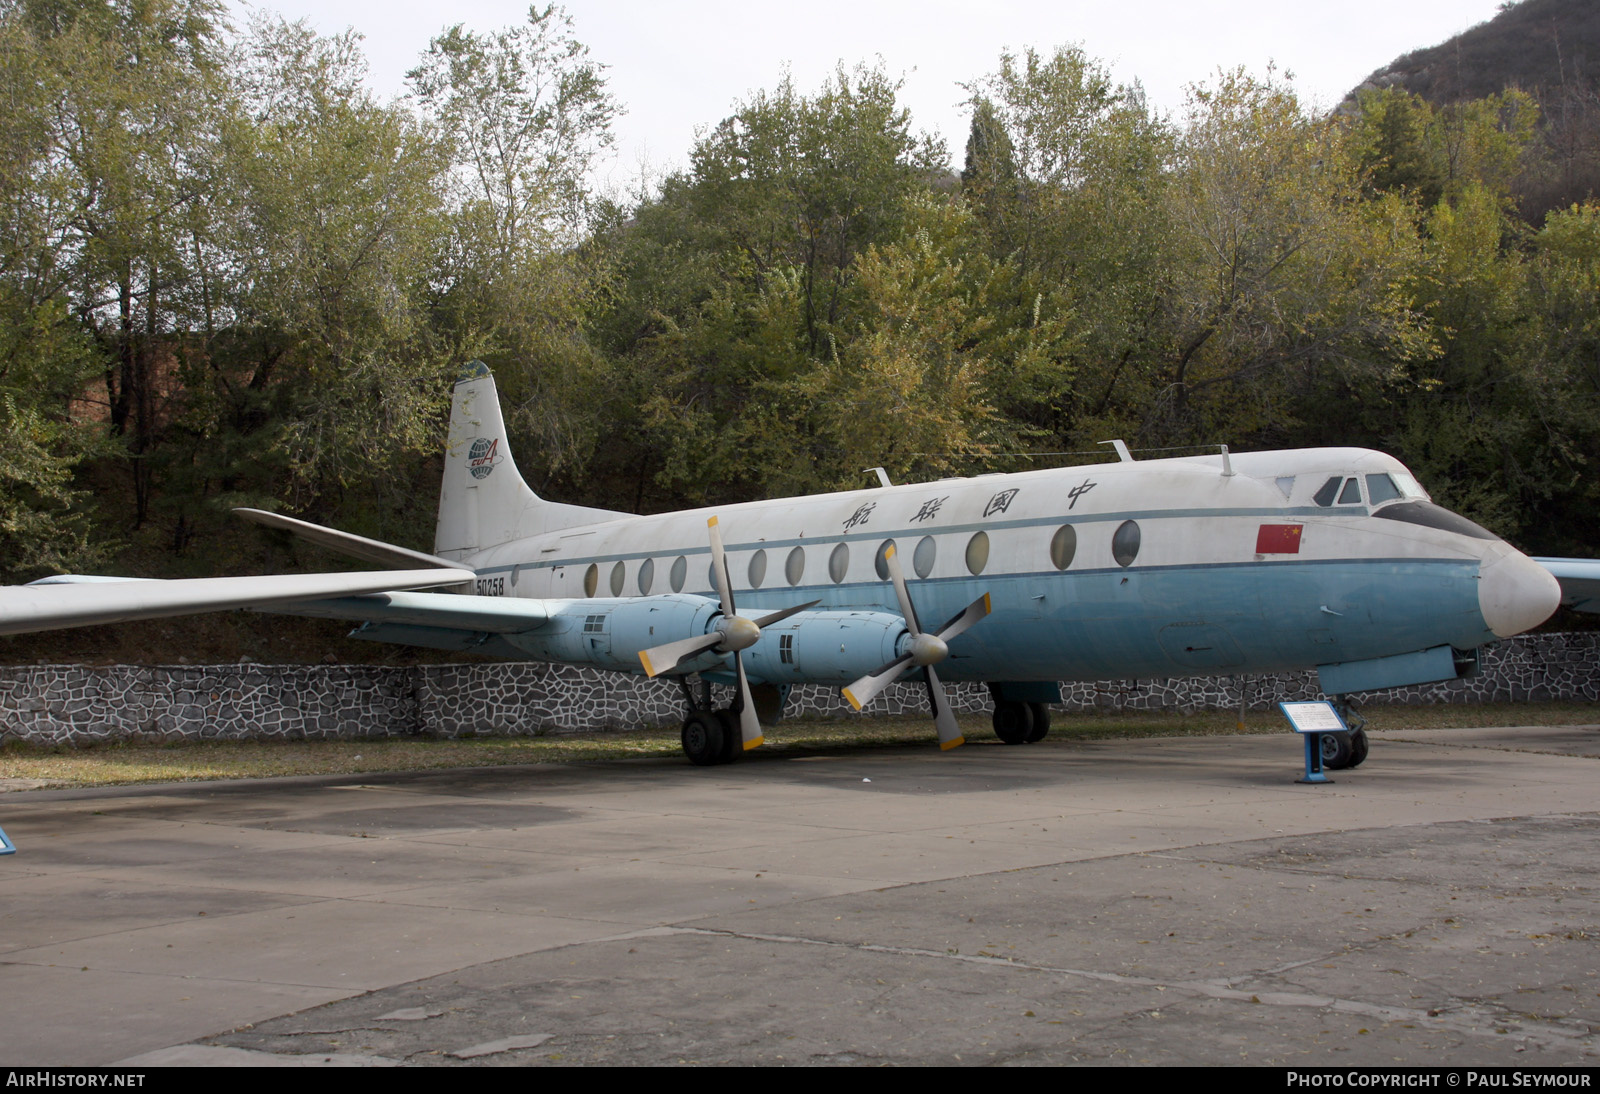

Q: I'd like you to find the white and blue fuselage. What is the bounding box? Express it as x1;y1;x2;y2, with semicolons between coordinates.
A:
449;443;1556;692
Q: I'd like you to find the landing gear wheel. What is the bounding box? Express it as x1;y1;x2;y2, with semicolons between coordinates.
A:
992;700;1035;745
1025;702;1051;743
714;709;741;764
681;710;727;767
1346;727;1369;768
1320;730;1355;771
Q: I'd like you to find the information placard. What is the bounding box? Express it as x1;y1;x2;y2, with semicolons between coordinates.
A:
1279;701;1349;735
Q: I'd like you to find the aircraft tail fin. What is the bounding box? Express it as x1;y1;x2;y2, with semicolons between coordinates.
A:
435;363;628;559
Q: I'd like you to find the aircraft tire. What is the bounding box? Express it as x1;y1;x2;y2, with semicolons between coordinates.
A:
992;700;1034;745
1320;731;1355;771
681;711;727;767
1346;727;1370;768
714;709;741;764
1026;702;1051;742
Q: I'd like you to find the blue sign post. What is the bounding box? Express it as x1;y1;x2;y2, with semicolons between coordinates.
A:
1279;700;1351;785
0;824;14;855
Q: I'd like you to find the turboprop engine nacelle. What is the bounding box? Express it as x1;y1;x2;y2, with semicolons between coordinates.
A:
507;594;722;672
740;610;910;685
507;598;913;685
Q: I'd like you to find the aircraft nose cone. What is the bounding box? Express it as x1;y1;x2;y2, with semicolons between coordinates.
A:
1479;551;1561;638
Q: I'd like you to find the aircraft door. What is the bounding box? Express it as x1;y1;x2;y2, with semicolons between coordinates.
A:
579;611;611;661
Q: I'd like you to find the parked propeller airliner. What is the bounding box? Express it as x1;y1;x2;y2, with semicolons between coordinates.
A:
0;362;1576;767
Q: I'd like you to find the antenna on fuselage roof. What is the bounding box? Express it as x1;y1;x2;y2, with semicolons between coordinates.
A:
1098;439;1134;463
865;467;893;488
1220;444;1235;477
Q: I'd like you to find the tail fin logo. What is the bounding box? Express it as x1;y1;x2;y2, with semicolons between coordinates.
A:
467;437;502;480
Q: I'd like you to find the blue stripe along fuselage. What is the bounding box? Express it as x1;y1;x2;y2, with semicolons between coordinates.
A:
708;557;1488;683
488;554;1488;684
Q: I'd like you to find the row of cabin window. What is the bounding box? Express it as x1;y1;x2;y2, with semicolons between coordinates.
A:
579;520;1144;597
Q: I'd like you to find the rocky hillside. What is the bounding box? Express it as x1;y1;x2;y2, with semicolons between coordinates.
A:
1353;0;1600;103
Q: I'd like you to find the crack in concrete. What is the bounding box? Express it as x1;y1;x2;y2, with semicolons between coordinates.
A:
672;926;1599;1055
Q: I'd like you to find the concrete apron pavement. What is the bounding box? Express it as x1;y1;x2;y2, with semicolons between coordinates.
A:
3;724;1600;1066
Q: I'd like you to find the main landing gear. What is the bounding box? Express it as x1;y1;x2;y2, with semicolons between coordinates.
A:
677;677;741;766
991;699;1052;745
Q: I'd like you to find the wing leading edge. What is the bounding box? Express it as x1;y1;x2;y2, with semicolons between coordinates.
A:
1;569;476;636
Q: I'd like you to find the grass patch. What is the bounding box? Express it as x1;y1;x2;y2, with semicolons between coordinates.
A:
2;701;1595;791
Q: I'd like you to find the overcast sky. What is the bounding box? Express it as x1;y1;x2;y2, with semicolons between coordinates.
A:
228;0;1511;193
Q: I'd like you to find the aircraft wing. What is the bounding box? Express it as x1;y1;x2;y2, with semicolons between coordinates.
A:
1534;558;1600;613
261;589;555;632
0;569;476;636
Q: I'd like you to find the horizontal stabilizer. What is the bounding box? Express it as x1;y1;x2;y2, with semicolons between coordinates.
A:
236;508;463;572
1;570;474;636
1535;557;1600;613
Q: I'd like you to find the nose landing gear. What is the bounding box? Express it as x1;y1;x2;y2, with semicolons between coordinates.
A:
1319;701;1370;770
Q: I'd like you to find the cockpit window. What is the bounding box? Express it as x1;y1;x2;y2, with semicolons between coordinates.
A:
1366;474;1401;504
1391;470;1429;501
1316;469;1430;509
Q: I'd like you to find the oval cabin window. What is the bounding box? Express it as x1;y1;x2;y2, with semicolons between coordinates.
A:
1112;520;1141;568
670;555;687;593
913;535;937;578
637;557;654;595
828;543;850;584
785;546;805;586
965;531;990;575
583;563;599;598
748;549;767;588
1050;525;1076;570
609;561;626;596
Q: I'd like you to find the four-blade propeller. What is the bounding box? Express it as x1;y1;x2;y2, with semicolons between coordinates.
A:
844;543;991;750
641;522;989;753
638;516;815;751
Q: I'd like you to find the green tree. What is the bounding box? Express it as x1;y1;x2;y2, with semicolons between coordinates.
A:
1353;88;1447;205
962;48;1172;448
409;4;620;495
590;64;946;509
792;195;1014;487
0;0;211;574
15;0;228;528
1351;87;1540;208
1143;70;1434;447
183;15;453;538
685;64;945;355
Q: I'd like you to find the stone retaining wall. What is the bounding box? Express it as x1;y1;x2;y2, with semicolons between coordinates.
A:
2;632;1596;747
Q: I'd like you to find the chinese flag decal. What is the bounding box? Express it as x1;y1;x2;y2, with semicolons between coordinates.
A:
1256;524;1303;554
